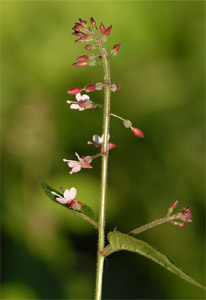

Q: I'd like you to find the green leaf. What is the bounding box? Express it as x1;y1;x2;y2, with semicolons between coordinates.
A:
39;177;97;227
107;231;206;290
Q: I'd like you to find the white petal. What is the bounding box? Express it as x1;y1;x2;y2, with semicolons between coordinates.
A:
81;94;90;101
71;164;81;173
66;100;72;104
68;160;78;168
56;196;68;204
70;103;80;110
69;187;77;200
51;191;61;197
93;134;101;144
76;93;82;101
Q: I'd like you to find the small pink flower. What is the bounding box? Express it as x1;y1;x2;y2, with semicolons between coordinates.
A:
63;152;93;174
68;199;84;210
88;134;116;153
51;187;77;204
67;93;96;111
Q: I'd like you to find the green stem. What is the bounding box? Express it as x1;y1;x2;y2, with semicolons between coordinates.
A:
95;43;111;300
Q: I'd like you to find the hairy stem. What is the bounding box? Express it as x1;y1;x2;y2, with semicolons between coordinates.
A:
95;44;111;300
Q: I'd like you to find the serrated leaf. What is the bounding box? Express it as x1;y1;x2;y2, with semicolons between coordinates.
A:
39;177;97;227
107;231;205;290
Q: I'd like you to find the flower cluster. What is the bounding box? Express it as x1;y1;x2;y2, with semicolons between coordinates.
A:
167;200;192;227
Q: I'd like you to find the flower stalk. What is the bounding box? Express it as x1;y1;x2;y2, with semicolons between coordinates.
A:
95;36;111;300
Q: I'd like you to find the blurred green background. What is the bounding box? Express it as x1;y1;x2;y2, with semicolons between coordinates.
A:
1;1;205;299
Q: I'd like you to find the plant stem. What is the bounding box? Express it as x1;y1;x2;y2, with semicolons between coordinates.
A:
95;44;111;300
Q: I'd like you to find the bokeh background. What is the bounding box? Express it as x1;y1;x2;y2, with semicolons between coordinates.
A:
1;1;205;299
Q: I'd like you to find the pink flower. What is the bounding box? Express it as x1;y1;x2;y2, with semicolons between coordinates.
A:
51;188;83;210
63;152;93;174
67;93;96;111
88;134;116;153
51;187;77;204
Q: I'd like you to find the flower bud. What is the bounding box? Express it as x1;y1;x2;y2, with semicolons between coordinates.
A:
105;25;112;36
75;38;85;43
85;84;96;92
113;44;121;52
67;87;82;95
111;83;121;92
132;127;144;138
73;61;88;67
79;18;87;26
77;32;88;39
90;17;96;26
171;200;178;208
100;22;106;35
77;55;89;62
85;44;92;50
95;82;103;90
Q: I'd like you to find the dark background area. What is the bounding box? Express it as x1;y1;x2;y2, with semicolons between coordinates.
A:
1;1;205;299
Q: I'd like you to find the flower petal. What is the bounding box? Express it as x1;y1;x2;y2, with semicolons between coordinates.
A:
69;187;77;199
93;134;102;144
70;164;81;174
70;103;81;110
81;94;90;101
76;93;82;101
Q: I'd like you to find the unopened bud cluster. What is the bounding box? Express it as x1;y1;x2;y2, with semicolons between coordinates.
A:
167;200;192;227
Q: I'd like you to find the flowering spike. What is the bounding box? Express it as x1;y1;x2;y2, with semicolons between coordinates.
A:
85;84;96;92
67;87;82;95
100;22;106;35
132;127;144;138
73;61;88;67
105;25;112;36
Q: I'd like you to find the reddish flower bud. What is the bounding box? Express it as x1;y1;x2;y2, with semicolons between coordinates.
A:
178;222;186;227
105;25;112;36
90;17;96;26
67;87;82;95
75;38;85;43
132;128;144;138
79;18;87;26
85;84;96;92
77;55;89;62
73;61;88;67
100;22;106;35
85;44;92;50
77;32;88;39
72;31;79;36
171;200;178;208
73;24;83;32
113;44;121;52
